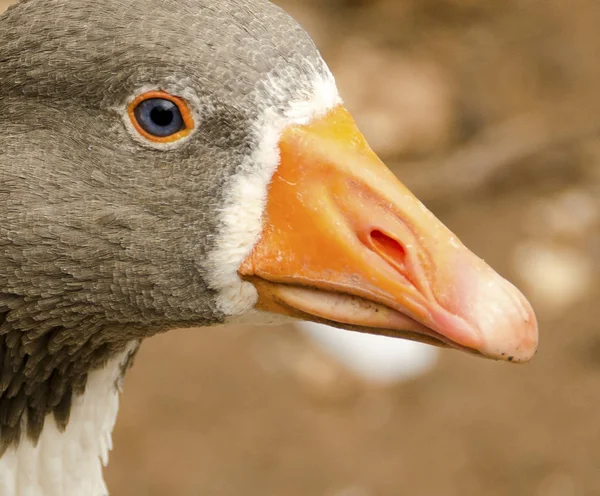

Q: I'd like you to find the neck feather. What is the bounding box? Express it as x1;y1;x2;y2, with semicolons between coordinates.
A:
0;342;138;496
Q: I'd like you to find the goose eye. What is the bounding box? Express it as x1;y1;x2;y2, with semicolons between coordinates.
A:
128;91;194;143
135;99;183;136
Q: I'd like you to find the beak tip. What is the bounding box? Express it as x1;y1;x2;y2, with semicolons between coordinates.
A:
476;290;539;363
444;253;539;363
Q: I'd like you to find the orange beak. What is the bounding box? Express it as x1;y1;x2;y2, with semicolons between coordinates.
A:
239;106;538;362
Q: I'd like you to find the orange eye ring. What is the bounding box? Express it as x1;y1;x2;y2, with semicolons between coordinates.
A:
127;90;195;144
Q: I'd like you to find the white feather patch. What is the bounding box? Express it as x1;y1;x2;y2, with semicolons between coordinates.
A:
0;342;138;496
206;63;342;316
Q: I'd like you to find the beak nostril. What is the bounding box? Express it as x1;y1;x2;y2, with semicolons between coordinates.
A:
369;230;408;274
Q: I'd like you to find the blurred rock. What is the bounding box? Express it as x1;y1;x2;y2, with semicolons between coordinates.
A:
249;326;360;404
536;472;580;496
523;189;599;240
331;39;455;156
333;485;373;496
289;345;360;404
512;241;594;315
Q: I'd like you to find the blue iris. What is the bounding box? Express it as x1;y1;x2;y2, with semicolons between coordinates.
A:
134;98;184;137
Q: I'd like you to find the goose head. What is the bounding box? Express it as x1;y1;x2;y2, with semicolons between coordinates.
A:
0;0;537;493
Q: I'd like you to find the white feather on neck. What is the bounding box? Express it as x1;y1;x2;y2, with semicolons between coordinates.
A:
0;342;138;496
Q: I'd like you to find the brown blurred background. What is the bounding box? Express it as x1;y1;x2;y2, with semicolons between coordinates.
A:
2;0;600;494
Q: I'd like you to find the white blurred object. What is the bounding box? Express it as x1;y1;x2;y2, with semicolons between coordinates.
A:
296;322;439;384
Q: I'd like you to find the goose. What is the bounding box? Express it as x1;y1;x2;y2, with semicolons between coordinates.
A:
0;0;538;494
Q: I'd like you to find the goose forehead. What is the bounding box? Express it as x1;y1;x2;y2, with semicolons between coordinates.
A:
1;0;325;107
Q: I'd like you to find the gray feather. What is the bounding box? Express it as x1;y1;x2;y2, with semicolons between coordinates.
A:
0;0;326;446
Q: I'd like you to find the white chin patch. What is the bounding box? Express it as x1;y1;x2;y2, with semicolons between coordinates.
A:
204;61;342;317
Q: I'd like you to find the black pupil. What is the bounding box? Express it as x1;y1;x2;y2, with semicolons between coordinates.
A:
150;106;174;127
